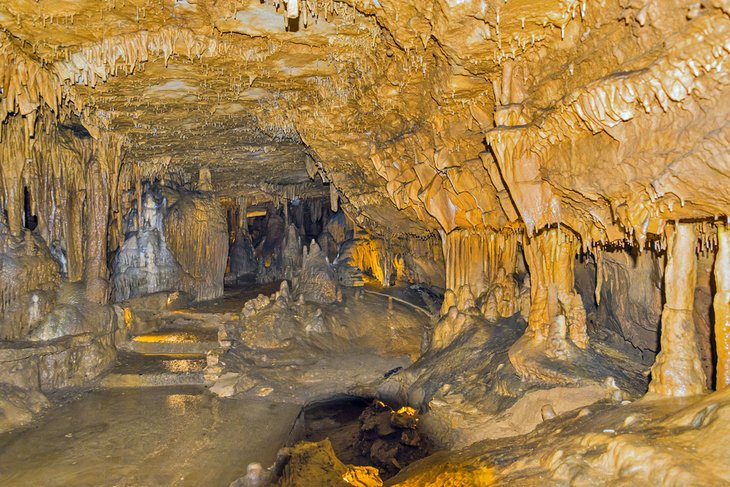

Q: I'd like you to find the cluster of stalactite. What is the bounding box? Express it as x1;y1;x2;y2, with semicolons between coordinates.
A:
110;175;232;303
164;191;228;301
0;112;125;308
341;233;397;286
1;23;218;114
111;186;178;302
483;12;730;247
439;229;521;319
1;0;729;408
0;32;68;132
333;228;444;290
317;4;730;398
429;218;730;396
0;106;234;314
0;229;59;340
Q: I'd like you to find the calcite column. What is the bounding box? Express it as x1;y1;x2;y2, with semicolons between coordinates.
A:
715;224;730;389
649;223;706;396
65;190;86;282
83;158;110;304
5;177;24;237
508;226;587;381
522;226;587;348
1;121;27;238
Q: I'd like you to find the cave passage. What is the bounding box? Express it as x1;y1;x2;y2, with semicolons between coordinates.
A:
2;0;730;486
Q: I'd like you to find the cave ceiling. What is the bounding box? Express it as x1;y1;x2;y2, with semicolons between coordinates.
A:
1;0;728;239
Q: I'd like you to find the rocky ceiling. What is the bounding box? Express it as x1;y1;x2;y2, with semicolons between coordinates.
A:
1;0;729;239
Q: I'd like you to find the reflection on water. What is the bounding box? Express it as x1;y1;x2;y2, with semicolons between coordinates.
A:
113;353;207;375
133;332;200;343
0;387;300;487
162;359;206;373
165;393;204;415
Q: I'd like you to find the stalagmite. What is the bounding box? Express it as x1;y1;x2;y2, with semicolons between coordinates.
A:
649;223;707;396
521;227;585;347
1;0;730;483
715;224;730;390
508;226;587;381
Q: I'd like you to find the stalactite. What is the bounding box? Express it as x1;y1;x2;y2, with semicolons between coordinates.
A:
0;32;64;124
330;183;339;212
439;228;519;318
649;223;707;396
237;197;249;234
134;163;142;232
347;235;389;286
310;198;323;224
164;191;228;301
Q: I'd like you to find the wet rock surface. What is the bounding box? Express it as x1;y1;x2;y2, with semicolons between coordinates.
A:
387;388;730;486
286;398;433;481
1;0;730;484
0;387;300;487
207;285;428;404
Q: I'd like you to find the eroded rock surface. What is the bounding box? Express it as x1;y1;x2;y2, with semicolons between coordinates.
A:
1;0;730;483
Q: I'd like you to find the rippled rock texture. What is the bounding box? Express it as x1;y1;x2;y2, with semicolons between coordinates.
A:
1;0;730;483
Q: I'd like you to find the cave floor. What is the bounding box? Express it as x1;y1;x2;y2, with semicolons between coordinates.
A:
191;280;281;314
208;284;431;404
0;387;300;487
0;282;434;486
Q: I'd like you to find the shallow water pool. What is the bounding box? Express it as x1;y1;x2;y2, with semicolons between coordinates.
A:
0;387;299;487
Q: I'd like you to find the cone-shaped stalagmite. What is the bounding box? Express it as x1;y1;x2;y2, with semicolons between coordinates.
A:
649;223;707;396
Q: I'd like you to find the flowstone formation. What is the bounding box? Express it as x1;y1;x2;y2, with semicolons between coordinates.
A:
0;0;729;484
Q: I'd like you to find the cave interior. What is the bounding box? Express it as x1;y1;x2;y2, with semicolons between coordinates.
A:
1;0;730;486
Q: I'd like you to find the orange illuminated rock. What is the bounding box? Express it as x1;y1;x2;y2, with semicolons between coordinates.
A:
649;223;707;397
1;0;730;477
717;224;730;390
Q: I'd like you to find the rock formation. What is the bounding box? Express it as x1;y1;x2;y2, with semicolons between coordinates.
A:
1;0;730;484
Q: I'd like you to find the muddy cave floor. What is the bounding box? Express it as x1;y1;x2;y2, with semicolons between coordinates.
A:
0;281;722;486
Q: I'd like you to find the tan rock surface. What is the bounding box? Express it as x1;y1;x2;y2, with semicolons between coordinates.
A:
1;0;730;482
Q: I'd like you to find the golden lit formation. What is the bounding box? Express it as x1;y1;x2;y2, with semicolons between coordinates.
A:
1;0;730;485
